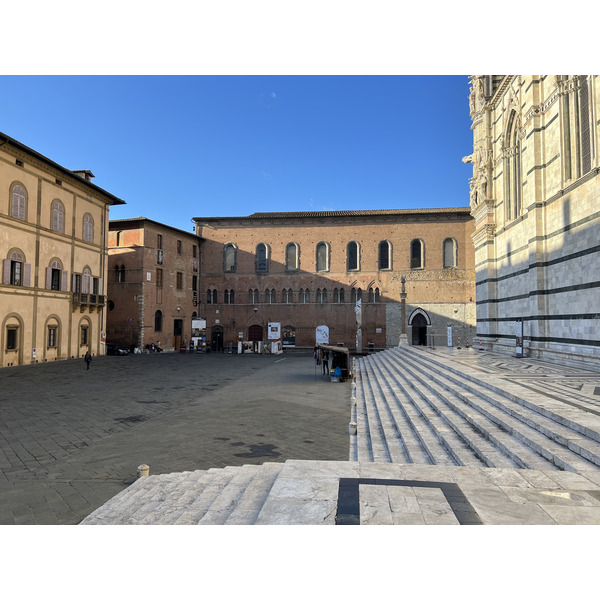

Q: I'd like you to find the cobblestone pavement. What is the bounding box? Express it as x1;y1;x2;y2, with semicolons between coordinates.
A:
0;351;350;524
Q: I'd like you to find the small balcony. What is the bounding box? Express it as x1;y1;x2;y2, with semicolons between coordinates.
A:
73;293;106;312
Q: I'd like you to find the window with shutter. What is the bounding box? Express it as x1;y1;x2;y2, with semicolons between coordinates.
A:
52;201;65;232
11;184;26;220
83;214;94;242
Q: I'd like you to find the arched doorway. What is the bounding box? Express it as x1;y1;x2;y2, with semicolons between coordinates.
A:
411;313;428;346
211;325;224;352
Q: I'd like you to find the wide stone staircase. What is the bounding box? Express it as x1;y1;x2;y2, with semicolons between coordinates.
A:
81;346;600;525
350;346;600;472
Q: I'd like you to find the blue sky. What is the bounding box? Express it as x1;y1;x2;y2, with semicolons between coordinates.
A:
0;75;473;233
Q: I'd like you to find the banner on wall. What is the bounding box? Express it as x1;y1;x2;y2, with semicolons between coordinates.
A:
268;322;281;340
316;325;329;344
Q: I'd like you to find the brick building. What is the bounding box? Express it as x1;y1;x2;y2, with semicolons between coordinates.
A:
107;218;201;352
0;131;125;366
193;208;476;351
466;75;600;368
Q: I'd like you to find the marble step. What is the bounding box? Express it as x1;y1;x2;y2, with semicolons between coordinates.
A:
358;356;510;468
365;356;470;466
362;356;454;465
392;348;600;471
396;346;600;444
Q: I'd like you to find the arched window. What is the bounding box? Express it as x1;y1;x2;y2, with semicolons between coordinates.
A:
351;288;362;303
368;287;380;303
285;242;299;271
410;239;424;269
378;240;392;270
347;241;360;271
154;310;163;332
223;244;237;273
443;238;458;268
248;289;259;304
51;200;65;233
339;288;345;303
224;289;235;304
316;288;322;303
300;288;310;303
321;288;328;303
83;214;94;242
504;109;522;222
256;243;269;273
82;268;92;294
46;258;65;291
265;288;276;303
4;250;28;286
207;289;213;304
316;242;329;272
11;183;27;220
282;288;293;303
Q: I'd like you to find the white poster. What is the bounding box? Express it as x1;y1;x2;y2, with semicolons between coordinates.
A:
316;325;329;344
268;322;281;340
515;320;523;357
447;325;453;347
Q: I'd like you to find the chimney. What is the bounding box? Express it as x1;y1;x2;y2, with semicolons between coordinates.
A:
72;169;95;182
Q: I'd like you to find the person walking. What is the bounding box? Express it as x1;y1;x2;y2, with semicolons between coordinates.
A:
84;351;92;370
322;350;329;376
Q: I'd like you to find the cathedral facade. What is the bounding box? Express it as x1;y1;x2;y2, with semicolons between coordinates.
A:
466;76;599;368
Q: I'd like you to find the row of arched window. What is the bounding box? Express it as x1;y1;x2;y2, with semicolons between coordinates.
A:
222;238;458;274
8;182;95;242
205;286;381;305
2;249;99;292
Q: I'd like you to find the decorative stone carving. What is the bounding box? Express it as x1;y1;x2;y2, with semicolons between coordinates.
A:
469;76;486;119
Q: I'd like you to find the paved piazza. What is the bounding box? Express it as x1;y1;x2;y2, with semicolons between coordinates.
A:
0;351;350;525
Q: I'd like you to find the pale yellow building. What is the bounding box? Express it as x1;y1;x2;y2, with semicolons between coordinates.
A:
0;132;125;367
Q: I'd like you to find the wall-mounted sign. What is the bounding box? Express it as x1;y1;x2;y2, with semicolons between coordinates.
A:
268;322;281;340
316;325;329;344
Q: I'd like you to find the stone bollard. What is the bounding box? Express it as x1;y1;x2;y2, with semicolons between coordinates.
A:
349;422;358;435
137;464;150;478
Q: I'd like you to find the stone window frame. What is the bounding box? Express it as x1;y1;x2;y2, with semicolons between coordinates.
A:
6;325;19;351
346;241;361;272
10;182;27;221
83;213;94;243
316;241;330;273
378;240;392;271
176;271;183;290
3;249;31;287
223;243;237;273
255;243;270;274
443;238;458;269
51;199;66;233
410;239;425;270
504;108;522;223
46;258;68;291
285;242;300;272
